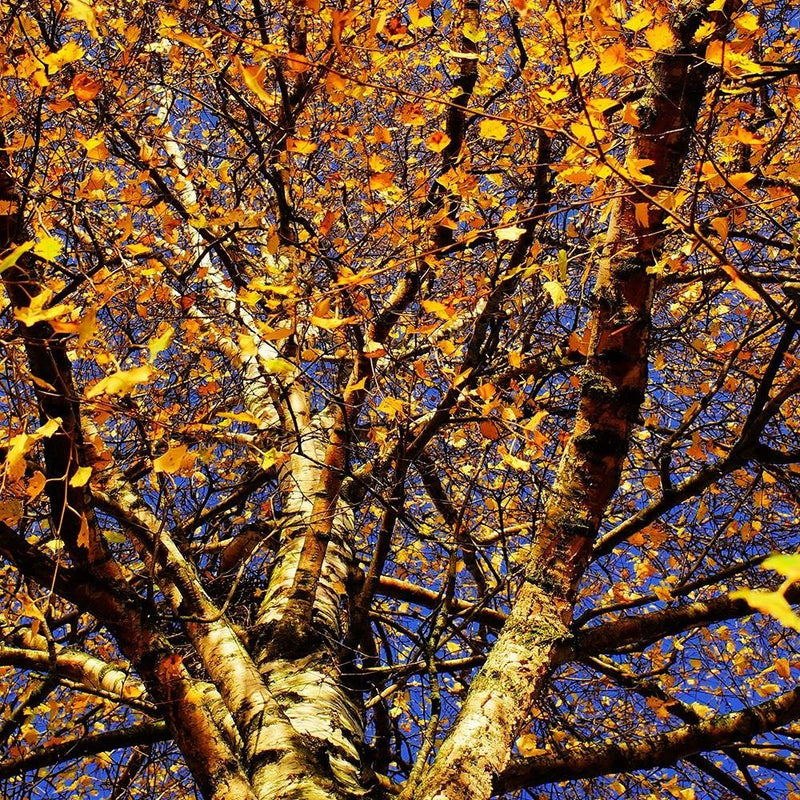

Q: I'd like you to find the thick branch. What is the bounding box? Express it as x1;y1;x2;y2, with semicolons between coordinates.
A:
497;687;800;792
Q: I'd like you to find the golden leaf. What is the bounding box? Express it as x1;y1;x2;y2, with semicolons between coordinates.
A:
479;119;508;141
66;0;99;36
33;236;63;261
14;290;73;327
720;264;762;302
645;23;677;52
87;365;153;398
148;325;175;361
0;241;34;274
426;131;451;153
154;445;190;474
497;225;526;242
69;466;92;488
542;280;567;307
72;73;103;102
235;57;272;105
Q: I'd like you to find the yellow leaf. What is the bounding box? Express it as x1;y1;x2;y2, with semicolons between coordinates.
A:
37;418;62;438
624;9;653;31
732;589;800;632
262;358;296;376
217;411;262;425
479;119;508;141
238;332;258;358
148;324;175;360
497;225;526;242
44;42;85;71
625;156;655;184
599;42;627;74
4;434;31;482
418;299;447;320
542;280;567;307
77;308;97;348
154;444;190;474
500;447;530;471
462;22;486;42
14;290;73;327
709;216;728;240
260;448;290;470
720;263;762;302
336;267;378;287
83;133;109;160
0;241;34;274
26;471;47;499
570;55;596;76
287;138;318;154
763;553;800;582
369;172;395;190
516;733;548;757
426;131;451;153
33;236;62;261
87;365;153;398
235;57;272;105
645;23;677;52
171;31;216;62
653;584;673;601
0;500;23;524
66;0;99;36
69;465;92;488
729;172;755;190
311;314;356;330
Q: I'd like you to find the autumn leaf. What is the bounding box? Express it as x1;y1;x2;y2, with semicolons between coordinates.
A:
479;119;508;140
0;241;34;274
14;289;73;327
645;23;677;52
66;0;99;36
72;74;103;102
235;57;272;105
33;236;63;261
44;42;85;71
86;365;154;398
261;358;296;376
731;588;800;632
497;225;526;242
69;465;92;487
148;324;175;361
426;131;451;153
720;263;762;302
154;444;191;474
542;280;567;306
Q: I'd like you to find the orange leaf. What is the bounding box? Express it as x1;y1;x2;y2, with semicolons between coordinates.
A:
72;73;102;102
720;263;762;302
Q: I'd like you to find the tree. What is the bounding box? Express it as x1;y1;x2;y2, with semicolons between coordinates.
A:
1;0;799;797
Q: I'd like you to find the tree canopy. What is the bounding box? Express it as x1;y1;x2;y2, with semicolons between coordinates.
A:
1;0;800;798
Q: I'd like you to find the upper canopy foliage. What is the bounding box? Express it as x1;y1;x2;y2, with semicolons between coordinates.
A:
0;0;799;798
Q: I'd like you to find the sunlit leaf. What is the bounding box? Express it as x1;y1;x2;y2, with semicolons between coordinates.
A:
69;466;93;487
86;365;154;398
479;119;508;140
